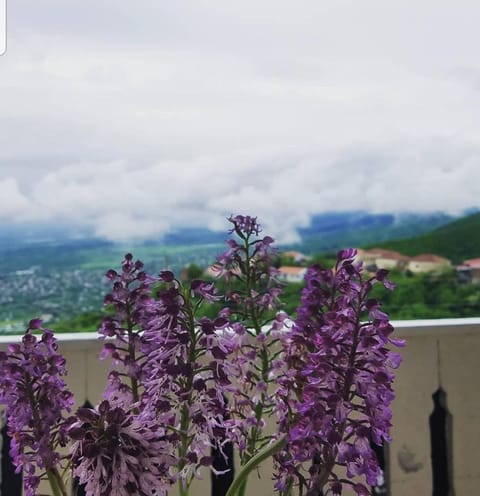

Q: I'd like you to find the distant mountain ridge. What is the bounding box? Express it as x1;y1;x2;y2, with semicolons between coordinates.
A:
0;211;455;251
368;212;480;264
0;211;459;273
286;211;455;254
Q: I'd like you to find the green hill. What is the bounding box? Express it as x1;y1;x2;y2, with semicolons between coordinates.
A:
369;212;480;264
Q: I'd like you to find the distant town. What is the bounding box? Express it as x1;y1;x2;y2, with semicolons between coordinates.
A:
0;247;221;333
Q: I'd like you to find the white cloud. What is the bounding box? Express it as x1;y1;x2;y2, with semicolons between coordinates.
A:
0;141;477;243
1;0;480;242
0;177;30;218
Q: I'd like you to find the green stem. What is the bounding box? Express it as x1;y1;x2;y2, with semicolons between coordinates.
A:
177;402;191;496
225;436;287;496
238;480;247;496
177;290;198;496
179;479;189;496
46;469;65;496
125;306;140;407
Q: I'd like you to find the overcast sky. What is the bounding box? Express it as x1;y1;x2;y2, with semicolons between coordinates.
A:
1;1;480;243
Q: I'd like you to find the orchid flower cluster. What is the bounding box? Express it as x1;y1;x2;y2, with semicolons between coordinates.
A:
274;251;403;496
0;215;403;496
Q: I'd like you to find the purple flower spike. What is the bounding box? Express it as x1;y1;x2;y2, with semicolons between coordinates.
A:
98;253;161;404
214;214;289;466
275;249;402;495
0;326;74;496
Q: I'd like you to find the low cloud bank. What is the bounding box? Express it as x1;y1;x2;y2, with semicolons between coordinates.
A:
2;142;479;244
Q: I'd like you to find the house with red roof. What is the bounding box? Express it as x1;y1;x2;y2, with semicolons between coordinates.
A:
456;258;480;284
355;248;410;271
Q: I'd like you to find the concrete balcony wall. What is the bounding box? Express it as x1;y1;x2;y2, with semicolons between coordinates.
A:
390;318;480;495
1;317;480;495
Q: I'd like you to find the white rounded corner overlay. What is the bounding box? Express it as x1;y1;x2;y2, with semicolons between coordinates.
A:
0;0;5;56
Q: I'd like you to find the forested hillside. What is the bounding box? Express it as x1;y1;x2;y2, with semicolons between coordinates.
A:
370;212;480;264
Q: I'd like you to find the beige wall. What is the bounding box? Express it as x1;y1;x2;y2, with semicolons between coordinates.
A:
407;261;451;273
390;318;480;495
373;257;399;270
1;317;480;495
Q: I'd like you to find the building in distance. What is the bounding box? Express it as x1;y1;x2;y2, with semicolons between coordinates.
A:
456;258;480;284
355;249;451;274
277;266;308;283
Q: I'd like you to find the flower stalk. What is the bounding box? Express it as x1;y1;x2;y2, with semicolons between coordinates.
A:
226;436;287;496
46;468;67;496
